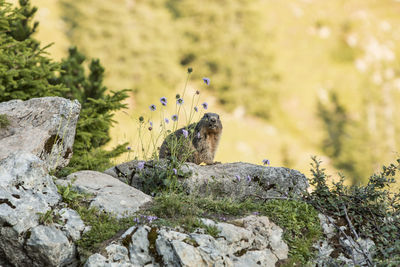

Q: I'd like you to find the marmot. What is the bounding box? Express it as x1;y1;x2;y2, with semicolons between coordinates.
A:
159;113;222;164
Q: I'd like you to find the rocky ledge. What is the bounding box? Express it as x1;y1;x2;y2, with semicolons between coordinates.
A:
0;97;375;266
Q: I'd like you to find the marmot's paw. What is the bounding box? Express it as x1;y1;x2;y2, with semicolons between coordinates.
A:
207;161;221;165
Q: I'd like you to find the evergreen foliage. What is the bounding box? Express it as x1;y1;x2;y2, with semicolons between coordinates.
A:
0;0;129;175
52;47;130;176
0;0;66;101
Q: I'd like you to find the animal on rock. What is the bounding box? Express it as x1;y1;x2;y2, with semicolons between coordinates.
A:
159;113;222;164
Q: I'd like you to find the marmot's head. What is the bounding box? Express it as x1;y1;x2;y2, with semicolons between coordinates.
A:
201;113;222;133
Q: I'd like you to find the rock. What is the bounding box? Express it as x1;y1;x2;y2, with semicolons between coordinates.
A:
338;236;375;266
233;250;277;267
0;152;60;233
105;160;309;199
59;208;86;241
86;215;288;267
84;252;139;267
25;225;76;266
56;170;152;218
84;254;109;267
170;240;205;266
313;213;376;266
0;152;80;266
128;225;153;266
0;97;81;170
104;244;130;263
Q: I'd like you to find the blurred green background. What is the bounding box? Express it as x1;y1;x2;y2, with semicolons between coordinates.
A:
11;0;400;183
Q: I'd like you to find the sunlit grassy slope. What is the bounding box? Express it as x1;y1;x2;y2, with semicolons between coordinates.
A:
21;0;400;179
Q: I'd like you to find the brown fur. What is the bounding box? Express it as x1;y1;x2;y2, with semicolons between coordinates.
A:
159;113;222;164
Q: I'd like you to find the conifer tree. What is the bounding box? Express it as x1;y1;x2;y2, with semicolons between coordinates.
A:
52;47;130;175
0;0;129;175
0;0;66;101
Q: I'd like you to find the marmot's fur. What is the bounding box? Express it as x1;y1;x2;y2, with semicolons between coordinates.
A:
159;113;222;164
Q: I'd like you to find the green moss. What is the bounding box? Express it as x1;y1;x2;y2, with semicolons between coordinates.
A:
0;114;10;129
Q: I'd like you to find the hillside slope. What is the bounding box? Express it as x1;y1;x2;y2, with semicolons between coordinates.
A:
18;0;400;180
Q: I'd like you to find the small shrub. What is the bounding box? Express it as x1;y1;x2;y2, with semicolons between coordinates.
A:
306;156;400;265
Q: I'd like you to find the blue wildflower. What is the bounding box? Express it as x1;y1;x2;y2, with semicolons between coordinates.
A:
147;216;158;223
171;114;178;121
173;168;177;175
138;161;145;170
262;159;270;166
160;97;167;106
235;175;241;182
177;98;184;105
182;129;188;138
127;146;131;151
202;102;208;110
149;104;156;111
247;175;251;182
165;118;169;124
202;77;210;85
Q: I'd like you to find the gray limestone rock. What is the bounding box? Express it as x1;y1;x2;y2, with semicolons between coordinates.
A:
59;208;86;242
84;254;109;267
0;152;60;234
105;160;309;200
0;97;81;170
0;152;63;266
25;225;76;267
128;225;153;266
233;250;278;267
56;170;152;218
86;215;288;267
0;152;81;266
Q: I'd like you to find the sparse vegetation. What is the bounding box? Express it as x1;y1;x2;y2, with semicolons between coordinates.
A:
56;183;138;261
0;114;10;129
147;192;322;263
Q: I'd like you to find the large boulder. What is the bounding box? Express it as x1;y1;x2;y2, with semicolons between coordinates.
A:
0;97;81;170
84;215;288;267
105;160;309;199
0;152;80;266
56;170;152;218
